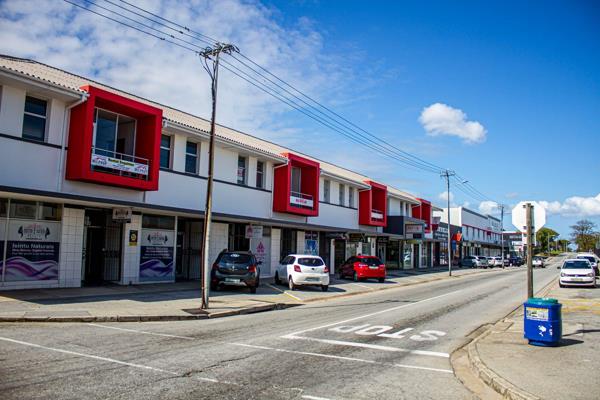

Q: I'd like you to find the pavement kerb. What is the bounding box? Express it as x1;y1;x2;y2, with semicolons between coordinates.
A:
0;267;514;324
454;273;559;400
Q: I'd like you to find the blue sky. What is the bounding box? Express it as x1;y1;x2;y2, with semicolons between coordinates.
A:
1;0;598;240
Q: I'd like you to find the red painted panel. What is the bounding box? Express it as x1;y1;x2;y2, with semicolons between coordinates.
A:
65;85;163;191
359;180;387;227
272;153;320;216
414;198;433;233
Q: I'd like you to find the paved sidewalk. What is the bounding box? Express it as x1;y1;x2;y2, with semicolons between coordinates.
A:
470;279;600;400
0;266;508;322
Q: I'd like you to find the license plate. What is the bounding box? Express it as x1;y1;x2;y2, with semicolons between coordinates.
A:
305;277;320;282
369;266;378;269
572;278;583;281
225;278;240;283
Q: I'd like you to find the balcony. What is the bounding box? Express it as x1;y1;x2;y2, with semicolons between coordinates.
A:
358;181;387;226
273;153;320;216
90;147;150;180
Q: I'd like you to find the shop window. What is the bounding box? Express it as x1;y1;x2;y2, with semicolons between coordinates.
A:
237;156;247;185
256;160;265;189
9;200;37;219
228;223;249;251
23;96;47;141
39;203;62;221
339;184;345;206
142;214;175;230
280;228;297;260
323;179;330;202
160;135;172;169
185;141;199;174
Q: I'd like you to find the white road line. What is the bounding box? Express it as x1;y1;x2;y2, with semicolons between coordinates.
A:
88;323;195;340
350;282;373;290
285;335;449;358
302;395;333;400
283;288;464;337
266;283;303;302
230;343;453;374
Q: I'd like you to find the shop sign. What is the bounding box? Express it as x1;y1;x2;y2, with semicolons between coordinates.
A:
245;225;263;239
377;236;389;244
140;230;174;281
326;232;347;240
91;153;148;175
348;233;365;242
405;224;424;234
112;207;132;223
129;230;138;246
290;195;314;208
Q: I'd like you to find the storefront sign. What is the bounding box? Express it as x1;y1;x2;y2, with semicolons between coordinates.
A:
140;230;174;281
250;237;269;268
112;208;132;223
326;232;347;240
376;236;389;244
129;230;138;246
290;195;314;208
91;153;148;175
4;220;60;281
405;224;424;234
348;233;365;242
245;225;263;239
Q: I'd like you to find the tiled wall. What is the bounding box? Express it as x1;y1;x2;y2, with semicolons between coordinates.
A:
208;222;228;266
59;207;84;288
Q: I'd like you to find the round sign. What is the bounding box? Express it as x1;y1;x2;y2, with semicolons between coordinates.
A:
512;201;546;233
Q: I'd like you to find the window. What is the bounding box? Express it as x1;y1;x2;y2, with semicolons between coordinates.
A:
9;200;37;219
237;155;247;185
142;214;175;230
23;96;47;141
185;141;199;174
228;223;249;251
39;203;62;221
291;166;301;194
348;187;354;208
339;183;345;206
323;179;330;202
256;160;265;189
93;108;137;160
280;228;297;260
160;135;171;169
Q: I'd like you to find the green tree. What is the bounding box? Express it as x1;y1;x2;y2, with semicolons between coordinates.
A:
536;227;558;253
570;219;598;252
557;239;570;253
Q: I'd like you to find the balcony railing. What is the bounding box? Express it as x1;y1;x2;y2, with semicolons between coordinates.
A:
290;191;314;209
371;209;384;220
90;147;150;180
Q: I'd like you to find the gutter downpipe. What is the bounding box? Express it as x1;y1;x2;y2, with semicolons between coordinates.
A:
57;93;89;192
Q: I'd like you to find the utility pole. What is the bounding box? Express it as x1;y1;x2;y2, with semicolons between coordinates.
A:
441;170;456;276
199;43;238;310
500;204;505;269
525;202;534;299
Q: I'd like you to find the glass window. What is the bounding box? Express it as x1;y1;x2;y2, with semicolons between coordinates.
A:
280;228;297;260
94;109;118;155
339;183;345;206
323;179;330;202
297;257;324;266
160;135;171;169
185;141;198;174
116;114;136;158
256;161;265;189
237;156;247;185
142;214;175;230
291;167;301;194
228;223;249;251
348;187;354;208
23;96;47;141
9;200;37;219
39;203;62;221
0;198;7;217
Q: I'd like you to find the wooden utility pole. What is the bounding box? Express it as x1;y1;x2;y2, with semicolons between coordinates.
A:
441;170;455;276
199;43;238;309
525;202;534;299
500;204;505;269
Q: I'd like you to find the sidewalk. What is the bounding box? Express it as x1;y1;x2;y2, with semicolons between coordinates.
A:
0;265;502;322
467;280;600;400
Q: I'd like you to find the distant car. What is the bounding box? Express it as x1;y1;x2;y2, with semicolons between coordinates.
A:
559;259;596;288
459;255;488;268
576;254;599;276
509;255;524;266
502;257;510;267
489;257;503;267
338;255;386;283
532;257;545;268
211;251;261;293
275;254;330;291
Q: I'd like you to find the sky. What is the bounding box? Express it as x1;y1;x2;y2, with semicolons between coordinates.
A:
0;0;599;240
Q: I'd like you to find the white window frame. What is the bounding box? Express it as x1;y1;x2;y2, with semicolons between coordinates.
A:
185;140;199;174
323;179;331;203
23;95;48;141
92;107;138;157
349;187;354;208
338;183;345;206
256;160;265;189
237;155;247;185
160;134;172;169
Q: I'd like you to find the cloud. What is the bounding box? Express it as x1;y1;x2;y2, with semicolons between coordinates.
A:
540;193;600;217
438;191;454;203
505;192;519;199
478;201;499;215
419;103;487;144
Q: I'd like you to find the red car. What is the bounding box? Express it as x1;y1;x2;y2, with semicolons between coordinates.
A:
338;255;386;282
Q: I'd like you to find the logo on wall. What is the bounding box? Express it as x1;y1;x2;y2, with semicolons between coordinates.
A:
17;224;51;241
147;232;169;245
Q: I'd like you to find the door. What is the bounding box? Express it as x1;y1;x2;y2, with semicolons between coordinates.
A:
334;240;346;273
84;225;105;285
83;209;122;285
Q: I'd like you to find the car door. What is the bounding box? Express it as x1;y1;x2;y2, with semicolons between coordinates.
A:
341;257;353;277
284;256;296;282
278;256;290;282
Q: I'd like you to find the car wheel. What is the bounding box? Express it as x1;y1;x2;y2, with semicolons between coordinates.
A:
378;277;385;283
559;283;564;288
274;272;281;285
288;276;296;291
321;285;329;292
353;272;358;282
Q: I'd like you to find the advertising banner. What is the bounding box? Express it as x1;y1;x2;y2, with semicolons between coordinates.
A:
139;230;175;282
305;239;318;255
245;225;263;239
91;153;148;176
4;220;61;281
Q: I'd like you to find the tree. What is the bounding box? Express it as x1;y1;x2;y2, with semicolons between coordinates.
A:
536;227;559;253
570;219;598;252
557;239;570;253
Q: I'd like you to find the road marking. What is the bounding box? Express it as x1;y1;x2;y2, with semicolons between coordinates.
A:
266;283;303;302
283;288;464;337
88;323;195;340
302;396;333;400
350;282;373;290
283;336;449;358
230;343;453;374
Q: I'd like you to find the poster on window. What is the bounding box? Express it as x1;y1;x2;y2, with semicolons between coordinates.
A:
4;220;60;281
305;239;318;256
139;230;175;281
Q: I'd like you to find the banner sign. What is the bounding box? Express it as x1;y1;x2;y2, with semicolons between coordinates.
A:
113;208;132;223
305;239;318;255
245;225;263;239
91;153;148;176
139;229;174;281
405;224;424;234
4;220;60;281
290;195;314;208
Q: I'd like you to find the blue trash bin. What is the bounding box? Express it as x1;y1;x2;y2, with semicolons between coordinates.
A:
523;297;562;346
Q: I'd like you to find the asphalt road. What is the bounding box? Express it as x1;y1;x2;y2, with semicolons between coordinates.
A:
0;263;561;400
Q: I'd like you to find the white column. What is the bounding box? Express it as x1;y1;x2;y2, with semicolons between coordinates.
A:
271;228;281;267
120;213;142;285
59;207;84;288
296;231;306;254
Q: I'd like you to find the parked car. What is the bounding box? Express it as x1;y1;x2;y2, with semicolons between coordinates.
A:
502;257;510;267
338;255;386;282
489;257;503;267
211;251;261;293
559;259;596;288
508;255;524;266
459;255;488;268
275;254;330;291
576;253;599;276
532;257;545;268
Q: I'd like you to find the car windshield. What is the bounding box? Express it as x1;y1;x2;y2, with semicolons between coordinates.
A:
359;257;383;266
297;257;324;266
563;261;591;269
577;256;595;263
218;253;252;265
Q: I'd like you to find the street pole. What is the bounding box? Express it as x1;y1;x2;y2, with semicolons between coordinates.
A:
199;43;238;310
441;170;455;276
526;202;534;299
500;204;505;269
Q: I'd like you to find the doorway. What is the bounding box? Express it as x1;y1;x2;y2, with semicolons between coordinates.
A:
176;218;202;280
83;209;122;285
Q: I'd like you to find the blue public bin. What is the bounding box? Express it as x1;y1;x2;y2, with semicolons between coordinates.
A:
523;297;562;346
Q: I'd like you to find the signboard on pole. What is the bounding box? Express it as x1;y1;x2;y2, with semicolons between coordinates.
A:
512;201;546;233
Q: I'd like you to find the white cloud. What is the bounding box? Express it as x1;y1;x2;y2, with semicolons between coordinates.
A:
478;201;499;215
540;193;600;217
419;103;487;144
438;191;454;203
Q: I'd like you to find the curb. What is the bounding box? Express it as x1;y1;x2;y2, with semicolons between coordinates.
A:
457;273;559;400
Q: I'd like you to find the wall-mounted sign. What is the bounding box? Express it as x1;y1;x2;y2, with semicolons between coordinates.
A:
405;224;424;234
245;225;263;239
91;154;148;176
290;195;314;208
326;232;347;240
112;208;132;223
139;230;175;282
129;230;138;246
371;210;384;220
348;233;365;242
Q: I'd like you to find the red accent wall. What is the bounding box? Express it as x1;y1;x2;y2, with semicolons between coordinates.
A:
272;153;320;216
358;181;387;227
414;198;433;233
65;85;163;191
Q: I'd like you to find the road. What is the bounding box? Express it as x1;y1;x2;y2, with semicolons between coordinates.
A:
0;263;560;400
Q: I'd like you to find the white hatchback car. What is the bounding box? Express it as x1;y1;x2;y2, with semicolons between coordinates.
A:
275;254;330;291
559;259;596;288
